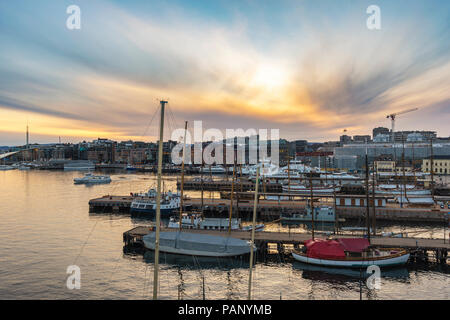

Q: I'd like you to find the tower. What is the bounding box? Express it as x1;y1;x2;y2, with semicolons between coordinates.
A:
26;124;29;149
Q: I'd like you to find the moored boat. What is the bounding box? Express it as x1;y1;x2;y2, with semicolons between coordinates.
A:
168;212;265;231
0;165;15;170
143;231;254;257
130;191;180;215
73;173;111;184
292;238;410;268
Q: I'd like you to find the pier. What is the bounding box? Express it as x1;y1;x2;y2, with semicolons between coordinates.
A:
90;195;449;222
123;226;449;264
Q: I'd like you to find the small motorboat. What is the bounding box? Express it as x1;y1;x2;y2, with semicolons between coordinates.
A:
292;238;410;268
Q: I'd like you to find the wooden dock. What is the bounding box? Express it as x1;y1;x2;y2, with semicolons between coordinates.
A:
89;195;449;222
123;226;449;264
89;195;134;213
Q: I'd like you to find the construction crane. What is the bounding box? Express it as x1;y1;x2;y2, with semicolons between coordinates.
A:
386;108;418;143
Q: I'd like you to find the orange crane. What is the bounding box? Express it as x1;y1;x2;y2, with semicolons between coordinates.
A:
386;108;418;142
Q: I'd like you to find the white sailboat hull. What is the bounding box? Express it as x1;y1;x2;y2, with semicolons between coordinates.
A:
292;251;410;268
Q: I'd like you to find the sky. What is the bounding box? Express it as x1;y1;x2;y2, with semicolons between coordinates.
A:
0;0;449;145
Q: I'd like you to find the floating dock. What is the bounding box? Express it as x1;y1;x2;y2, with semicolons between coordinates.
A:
90;195;449;222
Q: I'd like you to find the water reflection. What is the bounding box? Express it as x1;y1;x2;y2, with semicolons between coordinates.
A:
292;261;410;282
142;250;249;271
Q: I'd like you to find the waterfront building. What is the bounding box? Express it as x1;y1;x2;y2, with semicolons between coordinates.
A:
422;156;450;175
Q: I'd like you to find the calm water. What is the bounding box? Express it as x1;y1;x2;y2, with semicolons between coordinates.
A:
0;170;448;300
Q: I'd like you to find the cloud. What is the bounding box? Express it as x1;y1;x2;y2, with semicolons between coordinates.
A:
0;0;449;145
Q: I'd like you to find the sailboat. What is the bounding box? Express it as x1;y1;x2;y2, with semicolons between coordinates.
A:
143;114;253;258
292;153;410;268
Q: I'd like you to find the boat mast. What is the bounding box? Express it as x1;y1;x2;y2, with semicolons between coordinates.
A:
153;100;167;300
248;167;260;300
179;121;188;231
365;151;371;243
333;176;338;234
371;155;377;236
287;156;291;200
309;169;315;240
228;151;236;234
401;133;408;205
430;137;434;200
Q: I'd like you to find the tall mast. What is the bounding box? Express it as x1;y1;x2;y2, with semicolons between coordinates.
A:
179;121;188;230
153;100;167;300
412;141;416;188
365;152;371;243
371;153;377;236
309;169;315;240
333;176;338;234
401;134;407;205
430;137;434;199
287;156;291;200
201;161;204;216
248;167;260;300
228;151;236;234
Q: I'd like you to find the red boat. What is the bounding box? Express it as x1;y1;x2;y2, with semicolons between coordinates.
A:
292;238;410;268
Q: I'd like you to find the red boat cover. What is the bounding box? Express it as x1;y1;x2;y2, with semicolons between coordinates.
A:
337;238;370;252
304;238;370;259
304;239;346;259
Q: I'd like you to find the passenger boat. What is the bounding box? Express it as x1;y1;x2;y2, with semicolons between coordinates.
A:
292;238;410;268
130;190;180;215
73;173;111;184
168;212;265;231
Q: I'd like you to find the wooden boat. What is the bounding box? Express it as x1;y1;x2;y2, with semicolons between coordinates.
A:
292;238;410;268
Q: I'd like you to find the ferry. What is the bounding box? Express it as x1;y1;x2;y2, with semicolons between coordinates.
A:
168;212;265;231
292;238;410;268
73;173;111;184
130;190;180;215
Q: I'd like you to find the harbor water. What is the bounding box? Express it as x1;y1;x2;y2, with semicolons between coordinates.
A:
0;170;448;299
